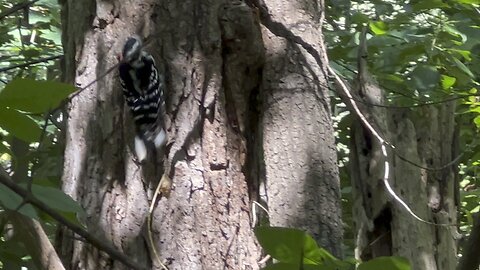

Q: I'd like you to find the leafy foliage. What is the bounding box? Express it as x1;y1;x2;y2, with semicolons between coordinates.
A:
0;0;82;268
0;0;479;268
0;78;74;113
325;0;480;255
255;227;411;270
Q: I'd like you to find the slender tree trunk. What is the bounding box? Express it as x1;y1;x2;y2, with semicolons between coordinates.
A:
58;0;342;269
350;52;458;269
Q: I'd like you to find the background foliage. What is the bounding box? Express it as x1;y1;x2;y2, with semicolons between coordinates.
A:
0;0;81;268
0;0;479;269
324;0;480;256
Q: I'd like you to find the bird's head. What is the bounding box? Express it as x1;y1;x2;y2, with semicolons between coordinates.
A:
122;35;143;64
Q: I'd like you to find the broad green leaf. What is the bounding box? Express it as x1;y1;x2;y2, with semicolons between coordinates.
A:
0;184;38;219
255;227;341;266
264;263;323;270
369;21;388;35
0;107;41;142
31;184;84;214
358;256;411;270
455;0;480;4
474;116;480;129
408;65;440;92
0;78;75;113
21;48;41;59
382;74;404;83
351;13;369;24
441;75;456;90
442;25;467;43
452;57;474;78
412;0;448;11
448;49;471;61
255;227;304;266
398;44;426;63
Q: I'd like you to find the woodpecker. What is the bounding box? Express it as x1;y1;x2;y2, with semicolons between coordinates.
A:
119;36;166;163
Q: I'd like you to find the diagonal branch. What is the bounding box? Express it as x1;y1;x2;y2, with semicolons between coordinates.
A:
0;55;63;73
0;168;147;270
0;0;39;21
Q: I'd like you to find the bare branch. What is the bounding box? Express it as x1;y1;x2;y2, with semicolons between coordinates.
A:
0;55;63;73
0;168;147;270
67;62;120;101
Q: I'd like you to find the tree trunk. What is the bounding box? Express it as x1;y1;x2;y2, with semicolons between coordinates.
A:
350;58;458;269
257;0;343;257
58;0;342;269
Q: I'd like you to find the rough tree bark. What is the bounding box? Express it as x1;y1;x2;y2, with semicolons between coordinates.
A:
58;0;342;269
257;0;343;256
350;37;458;269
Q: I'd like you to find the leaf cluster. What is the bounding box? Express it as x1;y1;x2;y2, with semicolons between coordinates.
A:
0;1;84;269
255;227;411;270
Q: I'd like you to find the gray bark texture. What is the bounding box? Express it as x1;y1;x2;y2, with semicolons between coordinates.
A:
257;0;343;257
58;0;342;269
350;62;458;269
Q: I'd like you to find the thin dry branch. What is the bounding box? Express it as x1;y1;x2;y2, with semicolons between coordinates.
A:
0;168;147;270
0;55;63;73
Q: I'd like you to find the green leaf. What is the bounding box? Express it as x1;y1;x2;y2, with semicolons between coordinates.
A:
31;184;84;214
474;116;480;129
0;184;38;219
0;79;75;113
351;12;370;24
442;25;467;43
0;107;41;142
264;263;323;270
0;142;12;156
255;227;305;266
455;0;480;4
412;0;448;11
408;65;440;92
358;256;411;270
448;49;471;61
452;57;474;78
21;48;41;59
369;21;388;35
255;227;342;267
441;75;456;90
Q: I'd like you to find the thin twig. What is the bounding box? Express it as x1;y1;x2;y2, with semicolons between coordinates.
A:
396;151;463;171
0;168;147;270
344;93;468;109
0;55;63;73
147;174;169;270
67;63;120;101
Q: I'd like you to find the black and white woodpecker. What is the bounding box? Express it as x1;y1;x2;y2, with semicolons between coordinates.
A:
119;36;166;163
